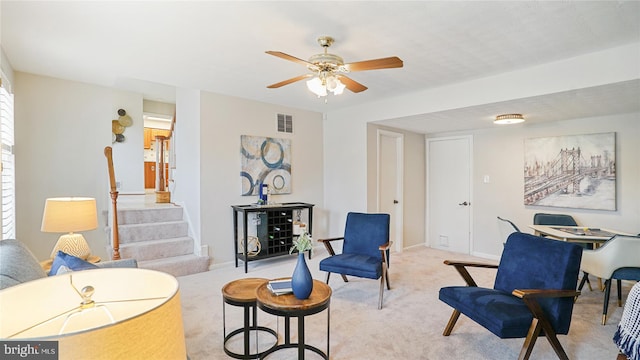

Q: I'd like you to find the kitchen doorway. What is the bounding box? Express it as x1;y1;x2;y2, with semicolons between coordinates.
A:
142;100;175;191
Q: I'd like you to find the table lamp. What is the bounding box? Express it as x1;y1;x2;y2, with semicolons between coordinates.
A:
41;197;98;260
0;268;188;359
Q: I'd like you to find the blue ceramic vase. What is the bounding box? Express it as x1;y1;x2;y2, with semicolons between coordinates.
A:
292;252;313;299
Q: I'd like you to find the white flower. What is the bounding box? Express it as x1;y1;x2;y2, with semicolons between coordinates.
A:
290;230;313;254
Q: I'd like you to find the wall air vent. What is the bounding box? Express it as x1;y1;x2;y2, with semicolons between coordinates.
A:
276;113;293;134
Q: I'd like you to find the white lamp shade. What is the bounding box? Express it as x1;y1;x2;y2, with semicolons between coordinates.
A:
41;197;98;233
333;80;346;95
306;77;327;97
0;268;187;359
325;75;338;91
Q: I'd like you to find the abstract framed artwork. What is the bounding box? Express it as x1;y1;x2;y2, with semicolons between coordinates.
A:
524;132;616;210
240;135;291;196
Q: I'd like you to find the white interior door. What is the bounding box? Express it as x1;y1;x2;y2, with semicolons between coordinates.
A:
426;136;472;254
378;130;403;252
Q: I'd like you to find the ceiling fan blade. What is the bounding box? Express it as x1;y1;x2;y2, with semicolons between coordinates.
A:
344;56;404;72
267;74;313;89
337;75;368;93
265;51;314;67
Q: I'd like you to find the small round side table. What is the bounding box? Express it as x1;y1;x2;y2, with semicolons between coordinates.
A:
256;279;331;360
222;278;278;359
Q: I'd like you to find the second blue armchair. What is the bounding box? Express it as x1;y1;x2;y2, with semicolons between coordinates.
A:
318;212;392;309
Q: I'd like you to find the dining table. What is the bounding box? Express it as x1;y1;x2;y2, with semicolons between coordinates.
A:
528;225;631;246
529;225;633;291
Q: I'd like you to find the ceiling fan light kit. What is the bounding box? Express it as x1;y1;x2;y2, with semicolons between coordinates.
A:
267;36;403;99
494;113;525;125
306;73;346;97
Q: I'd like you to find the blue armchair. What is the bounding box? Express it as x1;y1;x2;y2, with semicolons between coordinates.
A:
439;232;583;360
318;212;392;309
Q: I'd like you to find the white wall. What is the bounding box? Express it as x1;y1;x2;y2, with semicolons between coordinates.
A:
172;88;201;250
199;92;324;265
462;114;640;258
14;73;144;259
323;112;369;237
143;99;175;117
111;93;144;195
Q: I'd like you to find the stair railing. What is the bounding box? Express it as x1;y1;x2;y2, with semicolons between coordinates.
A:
166;111;175;190
104;146;121;260
154;111;175;202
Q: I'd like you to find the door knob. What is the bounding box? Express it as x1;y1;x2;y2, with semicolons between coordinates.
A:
458;201;470;206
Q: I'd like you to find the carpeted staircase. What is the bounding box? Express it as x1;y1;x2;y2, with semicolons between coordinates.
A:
113;205;210;277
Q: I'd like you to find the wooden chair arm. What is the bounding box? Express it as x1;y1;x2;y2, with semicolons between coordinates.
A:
513;289;582;332
378;241;394;268
317;237;344;243
443;260;499;287
318;237;344;256
512;289;581;299
443;260;499;269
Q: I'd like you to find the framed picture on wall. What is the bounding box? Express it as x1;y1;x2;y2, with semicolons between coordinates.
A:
524;132;616;210
240;135;291;196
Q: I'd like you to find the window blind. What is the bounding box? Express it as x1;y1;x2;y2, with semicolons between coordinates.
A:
0;77;16;239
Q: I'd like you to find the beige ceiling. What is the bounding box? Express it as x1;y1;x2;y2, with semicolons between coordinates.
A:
2;1;639;133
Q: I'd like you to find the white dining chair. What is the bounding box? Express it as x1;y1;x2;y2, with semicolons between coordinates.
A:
578;235;640;325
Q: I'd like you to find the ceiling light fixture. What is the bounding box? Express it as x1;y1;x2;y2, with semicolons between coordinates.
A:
494;113;525;125
306;71;345;98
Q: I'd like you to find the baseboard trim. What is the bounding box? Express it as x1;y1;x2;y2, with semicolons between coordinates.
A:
472;251;500;261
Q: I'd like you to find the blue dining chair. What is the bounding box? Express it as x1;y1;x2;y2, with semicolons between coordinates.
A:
533;213;578;227
318;212;392;309
439;232;583;360
534;212;593;290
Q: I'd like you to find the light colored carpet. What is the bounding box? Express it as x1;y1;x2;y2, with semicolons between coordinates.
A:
178;245;627;359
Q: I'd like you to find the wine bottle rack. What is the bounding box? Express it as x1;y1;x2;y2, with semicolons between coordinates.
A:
231;202;314;273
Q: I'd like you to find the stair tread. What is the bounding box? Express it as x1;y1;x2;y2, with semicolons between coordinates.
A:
118;220;189;243
119;237;192;247
138;254;207;265
116;206;184;225
118;206;180;211
119;220;186;227
108;205;209;277
138;254;210;277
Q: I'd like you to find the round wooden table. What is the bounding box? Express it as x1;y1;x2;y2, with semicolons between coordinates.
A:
256;279;331;360
222;278;278;359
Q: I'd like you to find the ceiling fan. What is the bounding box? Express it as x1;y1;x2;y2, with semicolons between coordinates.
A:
266;36;403;97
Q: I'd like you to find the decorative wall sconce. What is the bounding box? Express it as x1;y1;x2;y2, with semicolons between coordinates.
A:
112;109;133;143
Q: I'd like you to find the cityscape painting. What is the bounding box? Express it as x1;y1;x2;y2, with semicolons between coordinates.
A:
524;132;616;210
